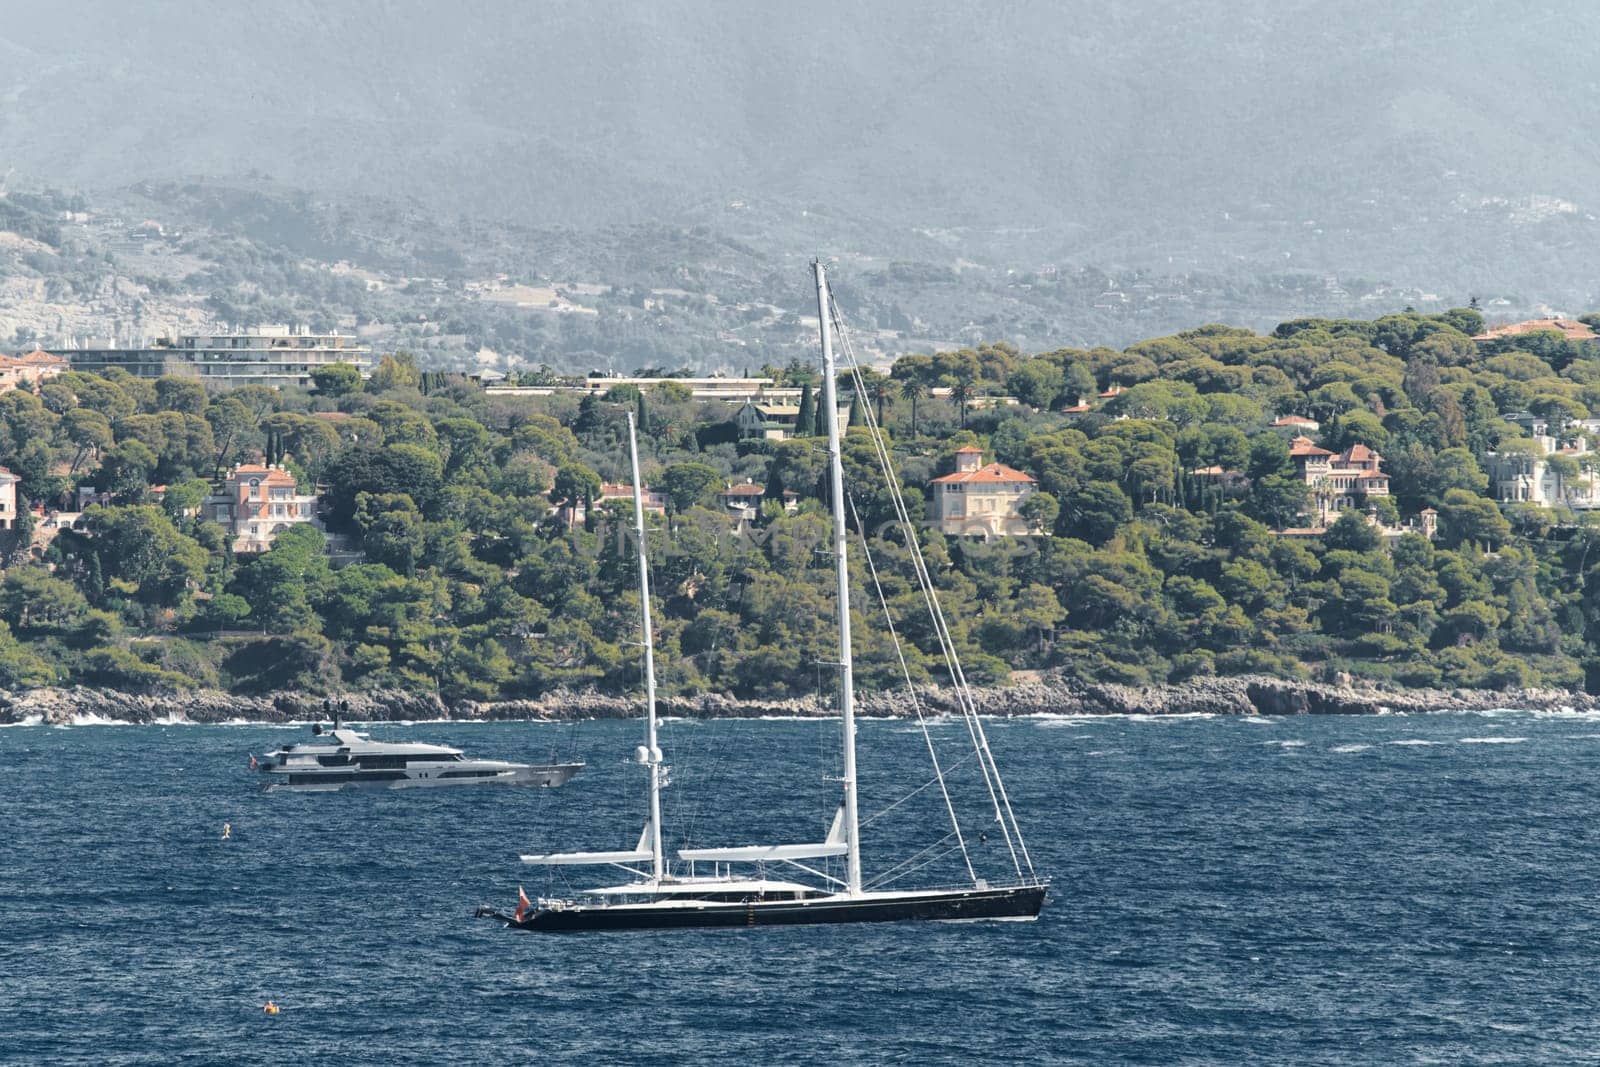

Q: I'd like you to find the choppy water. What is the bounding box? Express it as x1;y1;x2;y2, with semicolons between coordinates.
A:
6;709;1600;1064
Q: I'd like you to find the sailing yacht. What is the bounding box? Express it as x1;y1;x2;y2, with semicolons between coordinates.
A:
477;264;1047;931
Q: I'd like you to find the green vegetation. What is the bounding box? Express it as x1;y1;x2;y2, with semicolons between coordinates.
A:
5;306;1600;699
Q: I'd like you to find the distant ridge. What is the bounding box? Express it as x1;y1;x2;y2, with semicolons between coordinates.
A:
3;1;1600;279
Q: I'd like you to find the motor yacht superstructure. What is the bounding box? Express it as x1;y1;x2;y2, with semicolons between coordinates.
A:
255;724;582;792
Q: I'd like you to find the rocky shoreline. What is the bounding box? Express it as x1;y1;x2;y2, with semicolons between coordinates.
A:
1;675;1595;726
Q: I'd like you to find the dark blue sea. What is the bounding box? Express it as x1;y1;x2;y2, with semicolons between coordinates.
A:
6;709;1600;1064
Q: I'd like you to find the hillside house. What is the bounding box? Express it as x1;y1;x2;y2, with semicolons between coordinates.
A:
1288;436;1390;523
0;466;17;530
1271;414;1320;433
201;464;320;553
733;400;849;440
927;446;1039;537
718;481;799;523
1484;434;1600;509
557;483;668;527
0;350;68;393
1473;318;1598;343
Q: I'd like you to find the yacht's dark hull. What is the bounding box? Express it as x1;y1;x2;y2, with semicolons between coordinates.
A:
477;883;1047;932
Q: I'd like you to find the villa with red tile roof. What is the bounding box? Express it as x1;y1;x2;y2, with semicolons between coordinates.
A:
1473;318;1597;343
0;350;68;393
1271;414;1320;432
1287;436;1390;523
201;463;321;553
928;446;1039;536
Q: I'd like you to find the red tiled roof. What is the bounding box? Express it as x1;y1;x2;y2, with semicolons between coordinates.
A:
953;445;983;454
1098;385;1123;398
1356;470;1390;480
1272;415;1317;426
1474;318;1597;342
1343;443;1378;463
931;462;1036;486
230;464;295;484
1289;436;1334;457
0;351;67;369
722;484;765;496
1061;403;1092;414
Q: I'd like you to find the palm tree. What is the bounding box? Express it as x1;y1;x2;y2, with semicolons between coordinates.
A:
897;378;929;437
869;375;894;426
947;379;976;429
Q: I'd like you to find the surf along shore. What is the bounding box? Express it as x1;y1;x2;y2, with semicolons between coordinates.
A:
2;676;1595;725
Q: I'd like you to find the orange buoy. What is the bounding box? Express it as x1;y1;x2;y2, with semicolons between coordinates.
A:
263;1000;280;1015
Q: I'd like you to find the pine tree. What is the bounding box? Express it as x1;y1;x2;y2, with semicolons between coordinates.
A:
794;382;815;438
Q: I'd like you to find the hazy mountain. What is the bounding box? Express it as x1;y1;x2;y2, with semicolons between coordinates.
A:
5;1;1600;320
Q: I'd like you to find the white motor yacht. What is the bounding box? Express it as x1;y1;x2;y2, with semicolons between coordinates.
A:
254;723;582;792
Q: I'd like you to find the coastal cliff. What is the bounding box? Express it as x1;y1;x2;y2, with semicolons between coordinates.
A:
2;676;1593;726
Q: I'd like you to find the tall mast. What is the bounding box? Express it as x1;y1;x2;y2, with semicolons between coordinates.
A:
814;260;862;896
626;412;665;882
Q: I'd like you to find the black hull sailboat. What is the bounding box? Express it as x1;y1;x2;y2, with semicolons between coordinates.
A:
478;883;1047;932
480;263;1047;934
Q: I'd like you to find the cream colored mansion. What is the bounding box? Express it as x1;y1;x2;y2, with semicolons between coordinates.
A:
927;446;1039;536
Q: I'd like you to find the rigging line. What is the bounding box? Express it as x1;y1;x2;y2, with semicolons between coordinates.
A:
830;299;1025;844
667;681;729;860
840;350;1016;870
866;842;968;890
859;749;979;829
846;494;974;880
830;304;1024;875
864;830;958;886
831;299;1035;878
863;833;963;890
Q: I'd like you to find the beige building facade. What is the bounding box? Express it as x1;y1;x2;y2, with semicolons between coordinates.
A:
201;464;320;553
927;446;1039;536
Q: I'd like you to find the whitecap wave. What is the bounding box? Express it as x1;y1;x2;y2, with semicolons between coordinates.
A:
0;714;43;727
58;713;136;727
1459;737;1529;744
1387;739;1441;746
1264;739;1306;748
1241;716;1274;725
1331;743;1372;753
1124;712;1219;722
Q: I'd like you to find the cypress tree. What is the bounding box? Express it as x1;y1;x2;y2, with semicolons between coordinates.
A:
636;390;650;436
794;382;815;438
847;393;864;428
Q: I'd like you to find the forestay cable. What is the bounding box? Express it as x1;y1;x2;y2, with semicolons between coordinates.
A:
829;291;1036;879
